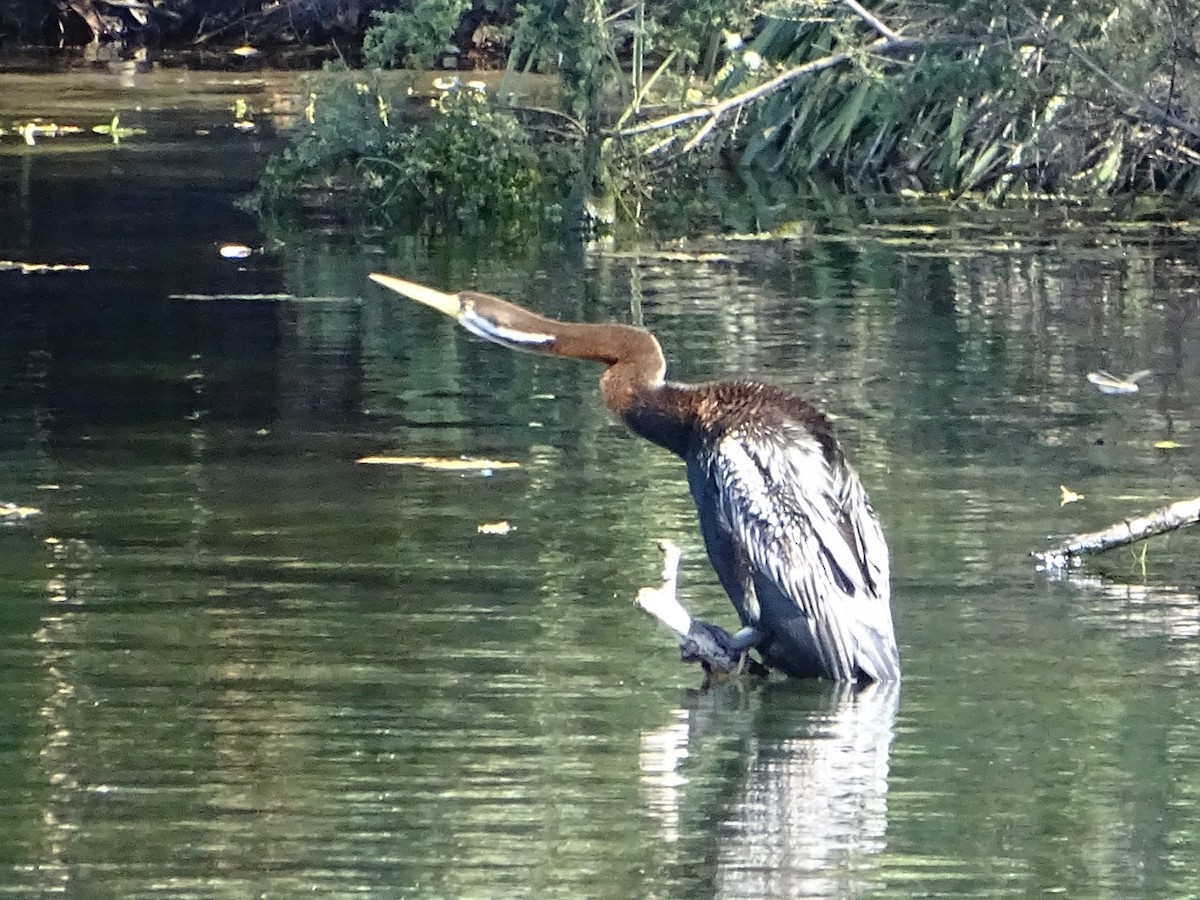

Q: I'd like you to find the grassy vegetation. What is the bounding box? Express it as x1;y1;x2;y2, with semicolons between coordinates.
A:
256;0;1200;233
258;67;574;234
719;2;1200;200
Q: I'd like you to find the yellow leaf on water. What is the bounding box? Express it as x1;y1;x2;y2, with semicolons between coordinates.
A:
0;260;90;274
476;521;514;535
1153;440;1184;449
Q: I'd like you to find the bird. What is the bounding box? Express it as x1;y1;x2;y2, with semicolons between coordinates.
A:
369;273;900;683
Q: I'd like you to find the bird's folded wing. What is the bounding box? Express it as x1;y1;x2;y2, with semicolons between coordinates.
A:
710;423;896;680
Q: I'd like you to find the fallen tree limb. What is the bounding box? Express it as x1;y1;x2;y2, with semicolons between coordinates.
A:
841;0;903;42
619;36;922;151
634;539;767;679
1034;496;1200;570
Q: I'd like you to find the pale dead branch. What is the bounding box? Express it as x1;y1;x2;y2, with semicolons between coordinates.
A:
1034;496;1200;570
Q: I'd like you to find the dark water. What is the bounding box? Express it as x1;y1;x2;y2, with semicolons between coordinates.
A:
4;73;1200;898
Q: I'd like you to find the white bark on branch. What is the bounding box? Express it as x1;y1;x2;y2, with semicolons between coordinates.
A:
634;539;767;678
841;0;902;41
1034;496;1200;570
616;0;926;157
618;36;923;153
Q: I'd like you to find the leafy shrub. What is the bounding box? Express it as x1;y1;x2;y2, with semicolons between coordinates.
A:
260;68;572;234
363;0;471;69
361;80;564;227
722;1;1200;199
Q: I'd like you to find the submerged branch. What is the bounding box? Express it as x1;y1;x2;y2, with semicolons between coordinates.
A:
634;540;766;678
1034;496;1200;570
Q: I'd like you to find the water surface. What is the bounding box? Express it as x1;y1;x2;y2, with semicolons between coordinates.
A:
3;71;1200;898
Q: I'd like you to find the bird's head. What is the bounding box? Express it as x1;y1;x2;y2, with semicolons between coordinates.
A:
369;273;557;354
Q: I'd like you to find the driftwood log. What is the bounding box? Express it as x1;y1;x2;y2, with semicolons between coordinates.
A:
634;540;767;678
1034;496;1200;570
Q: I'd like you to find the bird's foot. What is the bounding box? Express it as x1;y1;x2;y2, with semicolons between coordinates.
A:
635;539;768;679
728;626;764;651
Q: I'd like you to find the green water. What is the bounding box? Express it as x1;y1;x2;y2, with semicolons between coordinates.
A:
3;71;1200;898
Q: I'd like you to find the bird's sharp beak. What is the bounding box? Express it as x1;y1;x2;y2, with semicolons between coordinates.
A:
369;273;460;319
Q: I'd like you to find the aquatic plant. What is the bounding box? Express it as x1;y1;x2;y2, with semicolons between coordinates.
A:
258;67;573;234
363;0;471;69
627;0;1200;200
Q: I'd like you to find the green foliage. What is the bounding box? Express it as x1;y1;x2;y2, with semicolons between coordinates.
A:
361;82;566;228
653;0;756;77
363;0;472;69
725;1;1200;200
509;1;571;73
264;0;1200;235
260;67;393;196
260;68;573;234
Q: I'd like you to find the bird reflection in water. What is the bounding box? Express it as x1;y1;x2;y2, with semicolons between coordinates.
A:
639;680;900;897
369;274;899;683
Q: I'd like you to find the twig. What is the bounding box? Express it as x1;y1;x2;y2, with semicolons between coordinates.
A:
614;48;680;131
634;540;766;676
618;36;923;152
511;105;586;135
840;0;902;42
1018;4;1200;143
1034;496;1200;570
1066;45;1200;142
680;114;720;154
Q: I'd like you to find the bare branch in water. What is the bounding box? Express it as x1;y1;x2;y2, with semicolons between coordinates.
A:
1034;496;1200;570
634;540;766;678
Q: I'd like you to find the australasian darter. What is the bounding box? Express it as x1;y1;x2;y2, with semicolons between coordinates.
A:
370;273;900;683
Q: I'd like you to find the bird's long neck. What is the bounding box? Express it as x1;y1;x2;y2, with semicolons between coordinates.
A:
544;321;693;457
453;292;694;455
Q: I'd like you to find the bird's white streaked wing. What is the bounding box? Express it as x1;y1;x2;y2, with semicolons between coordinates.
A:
710;422;896;681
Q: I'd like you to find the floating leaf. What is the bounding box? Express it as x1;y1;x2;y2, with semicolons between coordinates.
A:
476;521;514;535
1153;440;1184;450
17;121;84;145
1;503;41;521
219;243;255;259
91;114;144;143
1087;369;1152;395
171;293;356;303
0;259;89;274
1059;485;1084;506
